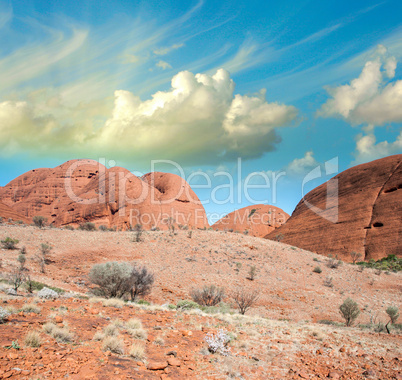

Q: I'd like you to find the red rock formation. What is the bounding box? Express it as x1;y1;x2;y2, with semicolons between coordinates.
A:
0;202;30;224
212;204;289;237
265;154;402;261
0;159;209;230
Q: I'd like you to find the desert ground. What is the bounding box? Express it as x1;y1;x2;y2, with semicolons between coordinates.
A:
0;224;401;379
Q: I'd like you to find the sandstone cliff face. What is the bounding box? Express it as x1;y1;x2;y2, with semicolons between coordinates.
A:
212;204;289;237
0;160;209;230
266;154;402;261
0;202;31;224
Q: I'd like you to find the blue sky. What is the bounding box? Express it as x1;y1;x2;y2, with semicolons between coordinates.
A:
0;0;401;221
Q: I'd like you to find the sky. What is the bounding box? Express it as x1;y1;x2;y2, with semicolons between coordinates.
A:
0;0;401;222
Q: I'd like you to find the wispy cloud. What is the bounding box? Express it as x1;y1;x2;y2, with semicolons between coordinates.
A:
153;43;184;56
0;28;88;94
0;3;12;29
155;60;172;70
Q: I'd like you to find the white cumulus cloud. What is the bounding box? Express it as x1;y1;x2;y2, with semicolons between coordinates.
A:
0;69;298;165
286;151;319;176
318;45;402;126
353;132;402;164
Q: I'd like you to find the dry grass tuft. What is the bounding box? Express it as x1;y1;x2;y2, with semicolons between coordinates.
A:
129;341;145;360
21;304;41;314
153;336;165;346
24;331;41;347
128;327;147;340
102;298;125;308
102;336;124;354
42;322;57;334
50;327;74;343
125;318;143;330
103;324;119;337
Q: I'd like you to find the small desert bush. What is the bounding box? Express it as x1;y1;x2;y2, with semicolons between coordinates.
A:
327;256;342;269
25;280;63;294
204;329;231;356
1;237;19;250
102;336;124;354
24;331;41;347
89;262;132;298
339;298;360;326
98;225;108;231
247;265;257;280
33;216;47;228
21;304;41;314
79;222;96;231
37;287;59;299
232;288;259;315
130;265;155;301
177;300;200;310
191;285;225;307
51;326;74;343
137;299;151;305
386;306;400;324
132;224;143;242
129;342;145;360
313;266;322;273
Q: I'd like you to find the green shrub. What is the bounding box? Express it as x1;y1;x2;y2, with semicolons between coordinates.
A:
339;298;360;326
248;209;257;218
177;300;200;310
1;237;19;250
33;216;47;228
90;262;131;298
247;265;257;280
357;255;402;272
313;266;322;273
386;306;400;324
89;262;154;301
137;299;150;305
79;222;96;231
25;280;64;294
